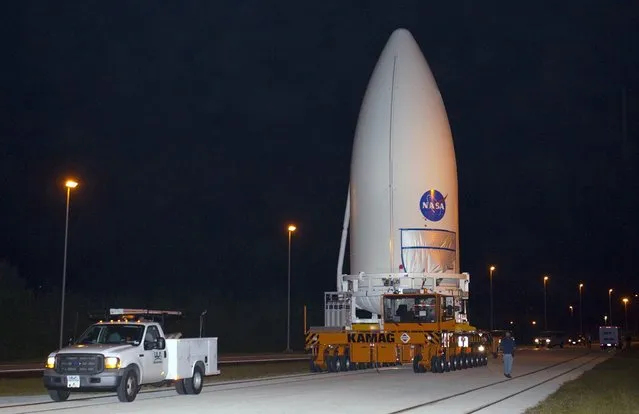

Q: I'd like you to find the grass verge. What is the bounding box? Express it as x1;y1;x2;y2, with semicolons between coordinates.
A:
525;347;639;413
0;361;310;397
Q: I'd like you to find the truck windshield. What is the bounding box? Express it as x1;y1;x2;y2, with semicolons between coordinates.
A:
76;324;145;345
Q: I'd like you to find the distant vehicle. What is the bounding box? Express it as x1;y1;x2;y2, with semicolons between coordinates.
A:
599;326;621;350
43;308;220;403
567;334;586;346
534;331;566;348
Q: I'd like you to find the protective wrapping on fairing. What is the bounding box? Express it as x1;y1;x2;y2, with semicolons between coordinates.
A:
400;228;456;274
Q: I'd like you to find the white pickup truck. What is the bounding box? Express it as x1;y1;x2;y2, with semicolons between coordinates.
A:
43;309;220;402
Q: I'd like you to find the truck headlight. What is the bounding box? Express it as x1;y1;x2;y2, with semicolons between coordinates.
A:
45;356;56;369
104;357;121;369
478;345;485;352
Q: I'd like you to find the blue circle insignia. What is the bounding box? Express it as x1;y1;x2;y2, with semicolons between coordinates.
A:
419;190;446;222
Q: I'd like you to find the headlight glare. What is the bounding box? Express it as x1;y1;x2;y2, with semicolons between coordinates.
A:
46;356;56;369
104;357;121;369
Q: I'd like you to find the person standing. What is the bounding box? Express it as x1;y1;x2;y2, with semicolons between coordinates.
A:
501;331;516;378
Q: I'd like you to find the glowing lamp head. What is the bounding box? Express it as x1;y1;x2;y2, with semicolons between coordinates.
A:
489;266;495;271
544;276;549;282
622;298;629;304
609;289;613;294
65;180;78;189
287;225;296;232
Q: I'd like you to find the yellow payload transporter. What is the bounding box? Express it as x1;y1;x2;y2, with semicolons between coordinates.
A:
305;284;487;374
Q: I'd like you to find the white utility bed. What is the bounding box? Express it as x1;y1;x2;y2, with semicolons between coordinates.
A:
165;337;220;379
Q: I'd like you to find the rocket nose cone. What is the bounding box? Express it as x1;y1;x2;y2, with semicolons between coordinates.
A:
384;28;418;51
388;28;414;43
377;28;426;72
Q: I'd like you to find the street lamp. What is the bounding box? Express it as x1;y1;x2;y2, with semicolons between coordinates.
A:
543;276;549;330
489;266;496;331
286;224;296;353
569;305;573;317
578;283;584;334
59;179;78;350
622;298;629;331
609;289;613;325
604;315;608;324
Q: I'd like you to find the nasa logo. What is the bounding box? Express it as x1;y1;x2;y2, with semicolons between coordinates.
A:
419;190;446;222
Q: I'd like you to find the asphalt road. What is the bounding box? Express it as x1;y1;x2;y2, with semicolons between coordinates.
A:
0;347;609;414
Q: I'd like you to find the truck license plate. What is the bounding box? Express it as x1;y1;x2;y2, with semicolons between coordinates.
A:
67;375;80;388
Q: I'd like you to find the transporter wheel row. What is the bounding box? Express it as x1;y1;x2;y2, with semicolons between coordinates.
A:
309;354;401;373
412;352;488;373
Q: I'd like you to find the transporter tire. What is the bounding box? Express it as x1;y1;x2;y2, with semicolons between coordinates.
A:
412;354;423;373
340;355;351;371
184;366;204;395
326;356;335;372
48;389;71;402
333;356;343;372
438;357;445;373
117;368;139;402
471;354;478;367
462;354;469;369
449;357;456;371
430;356;439;373
444;358;451;372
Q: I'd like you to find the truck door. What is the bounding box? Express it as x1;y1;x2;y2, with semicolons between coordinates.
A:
142;325;167;383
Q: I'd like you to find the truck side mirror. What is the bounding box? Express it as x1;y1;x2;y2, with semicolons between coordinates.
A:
156;338;166;350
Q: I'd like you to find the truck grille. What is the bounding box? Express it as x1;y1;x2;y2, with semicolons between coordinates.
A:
56;354;103;375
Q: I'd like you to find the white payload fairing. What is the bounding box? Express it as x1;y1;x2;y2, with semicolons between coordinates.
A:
336;28;469;318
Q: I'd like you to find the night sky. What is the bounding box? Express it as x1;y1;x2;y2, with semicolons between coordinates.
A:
2;2;638;332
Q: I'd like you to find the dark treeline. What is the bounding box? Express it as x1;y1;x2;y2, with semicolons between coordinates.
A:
0;260;320;361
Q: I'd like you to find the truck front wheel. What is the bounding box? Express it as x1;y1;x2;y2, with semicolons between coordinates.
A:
48;389;70;402
117;368;140;402
184;366;203;395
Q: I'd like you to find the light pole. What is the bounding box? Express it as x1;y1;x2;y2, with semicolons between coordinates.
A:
622;298;629;331
578;283;584;334
489;266;495;331
608;289;613;325
604;315;608;324
543;276;549;330
569;305;573;318
286;224;296;352
59;179;78;350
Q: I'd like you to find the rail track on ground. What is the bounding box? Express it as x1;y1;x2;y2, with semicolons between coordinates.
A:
389;351;603;413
